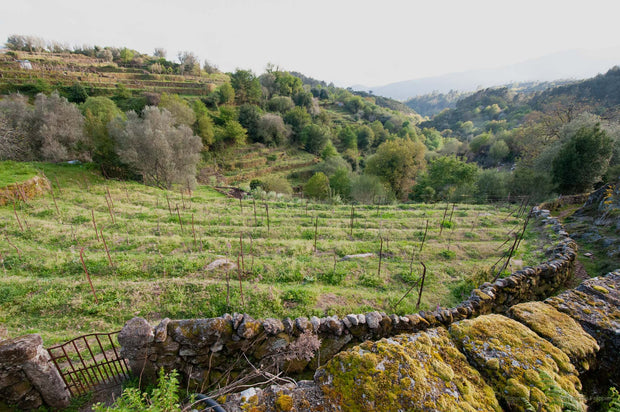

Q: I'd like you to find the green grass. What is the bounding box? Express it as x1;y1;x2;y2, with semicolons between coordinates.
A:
0;162;550;344
0;161;38;186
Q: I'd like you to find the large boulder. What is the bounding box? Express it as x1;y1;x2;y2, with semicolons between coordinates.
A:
508;301;599;373
314;328;501;412
449;314;585;412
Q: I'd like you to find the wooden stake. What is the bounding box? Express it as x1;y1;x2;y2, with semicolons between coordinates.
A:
237;252;245;308
415;262;427;310
314;216;318;253
13;203;24;232
100;229;113;268
350;206;354;237
176;205;184;233
419;219;429;253
80;247;99;304
439;202;449;235
191;214;197;249
377;237;383;278
91;209;99;241
265;203;270;234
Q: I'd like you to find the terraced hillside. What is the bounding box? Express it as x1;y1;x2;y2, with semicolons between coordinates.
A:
0;163;545;343
0;51;228;97
203;144;318;186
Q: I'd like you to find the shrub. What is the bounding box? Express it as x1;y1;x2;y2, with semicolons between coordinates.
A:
93;368;180;411
260;175;293;195
304;172;330;200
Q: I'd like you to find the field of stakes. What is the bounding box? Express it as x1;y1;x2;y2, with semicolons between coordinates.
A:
0;163;545;343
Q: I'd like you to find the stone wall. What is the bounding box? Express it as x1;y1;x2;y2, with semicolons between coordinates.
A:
0;175;51;206
0;334;70;410
119;207;579;390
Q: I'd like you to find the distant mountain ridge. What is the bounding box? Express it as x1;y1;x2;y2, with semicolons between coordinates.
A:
354;48;620;101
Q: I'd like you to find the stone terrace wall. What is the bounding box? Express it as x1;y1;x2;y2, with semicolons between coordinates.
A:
119;207;579;389
0;334;70;410
0;175;51;206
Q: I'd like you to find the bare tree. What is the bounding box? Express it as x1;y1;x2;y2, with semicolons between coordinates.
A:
33;92;87;162
177;51;200;75
153;48;167;58
203;59;220;75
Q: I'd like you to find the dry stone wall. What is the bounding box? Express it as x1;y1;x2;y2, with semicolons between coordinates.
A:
0;334;70;410
119;207;579;390
0;175;50;206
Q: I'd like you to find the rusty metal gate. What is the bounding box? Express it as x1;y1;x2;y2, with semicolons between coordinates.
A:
47;331;130;396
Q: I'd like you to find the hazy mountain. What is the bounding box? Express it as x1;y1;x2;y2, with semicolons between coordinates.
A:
354;48;620;101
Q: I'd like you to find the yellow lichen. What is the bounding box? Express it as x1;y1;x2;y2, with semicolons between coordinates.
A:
275;394;294;411
508;302;599;365
592;285;610;294
449;314;586;412
316;328;501;412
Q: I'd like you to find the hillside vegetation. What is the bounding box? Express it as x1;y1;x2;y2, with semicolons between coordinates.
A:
2;36;619;206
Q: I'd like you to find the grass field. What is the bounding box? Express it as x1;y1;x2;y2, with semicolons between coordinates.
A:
0;162;544;343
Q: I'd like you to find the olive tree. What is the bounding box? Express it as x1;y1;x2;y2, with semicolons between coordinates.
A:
110;106;202;188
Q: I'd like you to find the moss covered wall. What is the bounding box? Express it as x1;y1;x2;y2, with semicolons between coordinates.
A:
0;175;51;206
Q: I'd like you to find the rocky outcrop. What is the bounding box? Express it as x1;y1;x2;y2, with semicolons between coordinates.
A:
0;175;50;206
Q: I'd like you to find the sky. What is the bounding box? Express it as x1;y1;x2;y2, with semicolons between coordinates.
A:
1;0;620;87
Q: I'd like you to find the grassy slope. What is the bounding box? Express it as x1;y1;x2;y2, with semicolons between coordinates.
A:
0;161;38;186
0;163;541;343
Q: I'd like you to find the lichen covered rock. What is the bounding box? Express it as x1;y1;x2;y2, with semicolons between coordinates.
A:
315;328;501;412
545;271;620;383
449;314;585;412
508;301;599;373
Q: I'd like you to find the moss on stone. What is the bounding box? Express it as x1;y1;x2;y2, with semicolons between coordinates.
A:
449;314;586;412
508;301;599;371
275;394;294;411
315;328;501;412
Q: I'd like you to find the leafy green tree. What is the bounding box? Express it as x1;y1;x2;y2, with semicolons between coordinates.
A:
272;71;303;96
338;126;357;151
81;96;123;174
267;96;295;113
329;167;351;200
230;69;262;105
66;82;89;104
421;128;443;151
284;107;311;145
238;104;262;142
304;172;330;200
365;138;426;199
214;120;247;149
489;139;510;164
216;83;235;105
119;48;134;64
256;113;290;146
475;169;510;202
414;155;479;201
552;124;613;194
195;114;215;149
158;93;195;126
356;125;374;151
350;174;392;204
321;139;338;159
302;124;330;155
